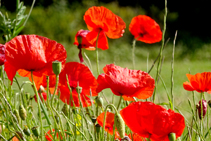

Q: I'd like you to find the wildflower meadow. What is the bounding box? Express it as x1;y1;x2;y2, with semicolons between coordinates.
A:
0;0;211;141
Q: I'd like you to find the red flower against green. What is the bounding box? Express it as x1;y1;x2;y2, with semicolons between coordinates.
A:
59;62;98;107
128;133;146;141
45;129;64;141
0;44;6;66
96;64;155;101
73;29;95;63
129;15;162;43
120;102;185;141
97;112;115;135
84;6;126;50
4;35;67;84
183;72;211;93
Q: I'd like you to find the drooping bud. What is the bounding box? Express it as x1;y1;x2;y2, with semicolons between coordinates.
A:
31;126;40;137
208;100;211;108
168;133;176;141
76;85;82;94
115;113;125;139
197;99;207;120
62;103;69;116
95;96;103;108
13;109;20;123
52;60;62;75
19;105;27;120
23;125;31;136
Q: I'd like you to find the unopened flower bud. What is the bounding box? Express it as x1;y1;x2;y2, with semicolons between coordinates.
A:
168;133;176;141
19;105;27;120
121;136;130;141
52;60;62;75
38;85;46;93
23;126;31;136
197;99;207;120
91;116;97;124
31;126;40;137
62;103;69;116
76;86;82;94
13;109;20;122
95;124;101;133
115;113;125;139
95;96;103;108
208;100;211;108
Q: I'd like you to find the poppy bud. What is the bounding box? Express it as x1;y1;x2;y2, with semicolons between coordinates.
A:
168;133;176;141
91;116;97;124
208;100;211;108
121;136;130;141
13;109;20;122
62;103;69;116
115;113;125;139
23;126;31;136
31;126;40;137
19;105;27;120
95;124;101;133
95;96;103;108
197;99;207;120
76;86;82;94
38;85;46;93
52;60;62;75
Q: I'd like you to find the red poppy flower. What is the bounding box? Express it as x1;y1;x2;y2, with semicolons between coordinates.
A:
59;62;98;96
73;29;95;63
183;72;211;93
120;102;185;141
0;44;6;66
12;137;19;141
45;129;63;141
97;112;115;135
84;6;126;50
129;15;162;43
34;92;47;103
59;85;92;107
96;64;155;101
4;35;67;84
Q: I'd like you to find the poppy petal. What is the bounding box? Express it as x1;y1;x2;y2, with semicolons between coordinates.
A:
4;61;18;84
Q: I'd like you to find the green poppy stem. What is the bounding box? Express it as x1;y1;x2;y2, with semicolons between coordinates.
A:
153;0;167;103
31;71;43;140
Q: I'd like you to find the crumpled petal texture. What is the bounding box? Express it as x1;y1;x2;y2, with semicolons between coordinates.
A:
183;72;211;93
120;102;185;141
5;35;67;84
96;64;155;100
129;15;162;43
